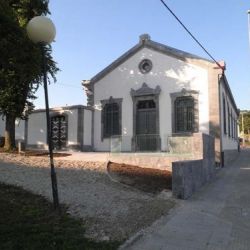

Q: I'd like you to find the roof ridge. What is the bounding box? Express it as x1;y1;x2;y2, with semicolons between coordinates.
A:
86;34;218;85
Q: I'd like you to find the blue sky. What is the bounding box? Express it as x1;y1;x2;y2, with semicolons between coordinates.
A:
34;0;250;110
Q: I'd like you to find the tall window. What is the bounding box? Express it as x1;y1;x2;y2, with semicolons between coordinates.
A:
223;95;227;134
175;97;194;133
103;102;121;138
231;109;233;138
227;102;230;137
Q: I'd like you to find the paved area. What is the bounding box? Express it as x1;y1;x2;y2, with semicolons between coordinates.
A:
120;149;250;250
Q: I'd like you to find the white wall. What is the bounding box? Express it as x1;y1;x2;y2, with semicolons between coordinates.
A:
27;108;79;147
66;109;78;146
93;47;209;151
15;119;25;140
219;82;238;151
27;112;47;146
83;109;92;146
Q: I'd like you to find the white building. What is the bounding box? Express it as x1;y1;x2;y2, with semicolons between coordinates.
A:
83;34;239;165
0;105;92;151
0;34;239;166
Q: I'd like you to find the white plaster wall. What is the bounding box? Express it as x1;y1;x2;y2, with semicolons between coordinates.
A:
15;119;25;140
93;47;209;151
27;112;47;145
65;109;78;146
0;116;5;136
83;109;92;146
27;108;79;147
219;83;238;151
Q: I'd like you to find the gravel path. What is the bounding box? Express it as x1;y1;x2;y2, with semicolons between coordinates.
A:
0;153;175;241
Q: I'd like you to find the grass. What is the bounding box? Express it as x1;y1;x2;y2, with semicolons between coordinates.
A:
0;182;121;250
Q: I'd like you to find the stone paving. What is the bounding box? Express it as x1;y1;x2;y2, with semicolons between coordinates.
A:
120;149;250;250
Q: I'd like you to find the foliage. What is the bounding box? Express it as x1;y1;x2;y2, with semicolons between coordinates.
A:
0;0;59;149
8;0;50;27
239;111;250;134
0;182;120;249
0;0;58;119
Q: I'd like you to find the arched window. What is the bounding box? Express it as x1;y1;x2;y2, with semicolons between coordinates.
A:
175;97;195;133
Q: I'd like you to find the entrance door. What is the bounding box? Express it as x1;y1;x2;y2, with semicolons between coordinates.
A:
136;100;159;151
51;115;67;150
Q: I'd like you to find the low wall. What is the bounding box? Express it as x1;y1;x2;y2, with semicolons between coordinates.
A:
108;153;194;171
172;133;215;199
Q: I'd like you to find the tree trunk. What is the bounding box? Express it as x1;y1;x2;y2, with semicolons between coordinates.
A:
4;114;16;151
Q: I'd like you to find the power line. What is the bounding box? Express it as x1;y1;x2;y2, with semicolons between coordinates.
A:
159;0;224;71
56;83;82;89
248;10;250;51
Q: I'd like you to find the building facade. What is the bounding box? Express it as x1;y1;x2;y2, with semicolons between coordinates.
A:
0;105;93;151
83;34;239;165
0;34;239;166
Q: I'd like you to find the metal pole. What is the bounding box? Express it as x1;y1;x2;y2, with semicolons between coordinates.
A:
248;10;250;50
41;45;60;210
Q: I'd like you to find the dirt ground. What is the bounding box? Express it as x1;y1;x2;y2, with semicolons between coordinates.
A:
107;161;172;193
0;150;175;241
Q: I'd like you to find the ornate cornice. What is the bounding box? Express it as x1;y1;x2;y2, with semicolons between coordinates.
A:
130;83;161;97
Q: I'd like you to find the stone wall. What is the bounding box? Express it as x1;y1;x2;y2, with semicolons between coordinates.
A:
172;133;215;199
223;149;239;166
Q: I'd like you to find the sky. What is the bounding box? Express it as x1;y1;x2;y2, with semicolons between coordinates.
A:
34;0;250;110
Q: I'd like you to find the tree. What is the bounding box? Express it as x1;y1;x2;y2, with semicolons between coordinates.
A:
239;111;250;135
0;0;58;150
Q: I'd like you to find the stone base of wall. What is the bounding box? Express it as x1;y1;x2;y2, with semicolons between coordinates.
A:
223;149;239;166
82;145;93;152
108;153;193;171
172;159;215;199
68;144;93;152
26;144;48;150
172;133;215;199
27;144;93;152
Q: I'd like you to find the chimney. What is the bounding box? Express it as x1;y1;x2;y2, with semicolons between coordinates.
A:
139;34;151;44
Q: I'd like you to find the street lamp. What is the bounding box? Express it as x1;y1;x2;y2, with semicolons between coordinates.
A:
27;16;59;210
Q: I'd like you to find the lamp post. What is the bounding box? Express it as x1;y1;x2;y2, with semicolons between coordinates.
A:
248;10;250;49
27;16;59;210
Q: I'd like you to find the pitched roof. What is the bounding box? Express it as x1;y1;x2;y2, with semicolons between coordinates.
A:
86;34;216;85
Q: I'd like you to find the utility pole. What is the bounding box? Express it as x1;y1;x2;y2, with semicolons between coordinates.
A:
248;10;250;48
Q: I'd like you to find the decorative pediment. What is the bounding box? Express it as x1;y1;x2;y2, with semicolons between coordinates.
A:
100;96;122;107
170;89;199;99
130;83;161;97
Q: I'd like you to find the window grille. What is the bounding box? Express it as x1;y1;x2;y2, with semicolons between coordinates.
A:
175;97;194;133
223;96;227;134
103;102;120;137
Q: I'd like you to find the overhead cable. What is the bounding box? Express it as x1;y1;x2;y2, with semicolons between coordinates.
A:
159;0;224;70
